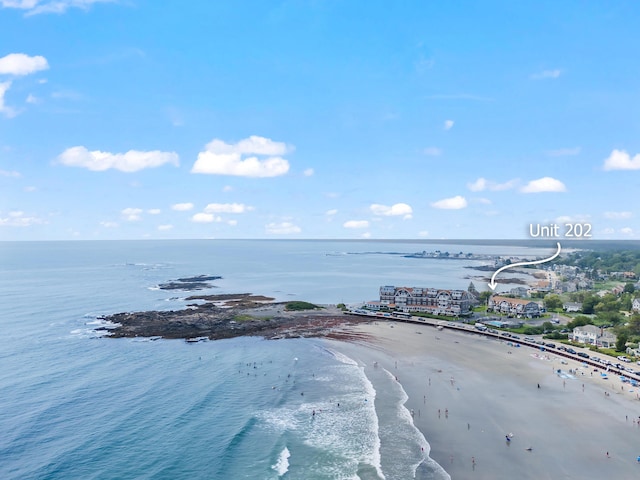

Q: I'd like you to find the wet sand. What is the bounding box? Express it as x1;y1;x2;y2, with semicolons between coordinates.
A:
329;320;640;479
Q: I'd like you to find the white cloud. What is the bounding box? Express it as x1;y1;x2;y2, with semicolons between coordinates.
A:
418;230;429;237
204;203;253;214
603;149;640;171
0;210;46;226
423;147;442;156
147;208;161;215
0;169;21;177
100;221;118;228
547;147;581;157
171;202;194;211
531;69;562;80
26;93;39;104
325;209;338;216
157;224;173;231
603;211;632;220
121;207;142;221
431;195;467;210
467;177;519;192
51;90;83;101
227;219;238;226
361;232;371;239
222;185;233;192
520;177;566;193
620;227;634;236
556;214;590;224
474;197;492;205
370;203;413;219
192;213;220;223
57;146;179;172
192;135;292;177
443;120;454;130
24;185;36;192
265;222;301;234
602;227;615;235
1;0;113;15
303;168;314;177
0;81;17;118
467;178;487;192
0;53;49;76
343;220;369;229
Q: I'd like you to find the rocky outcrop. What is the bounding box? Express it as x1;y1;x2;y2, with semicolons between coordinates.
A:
98;294;369;341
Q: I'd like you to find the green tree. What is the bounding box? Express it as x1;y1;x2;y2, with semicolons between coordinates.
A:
616;332;629;352
582;294;598;314
567;315;591;330
624;283;636;294
541;321;554;333
626;315;640;337
594;294;620;314
543;294;563;311
479;291;492;305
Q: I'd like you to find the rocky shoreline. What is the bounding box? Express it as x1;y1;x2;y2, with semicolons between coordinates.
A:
98;293;372;341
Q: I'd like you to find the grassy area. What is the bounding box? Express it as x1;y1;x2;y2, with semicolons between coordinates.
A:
232;314;260;322
593;280;624;290
285;301;322;311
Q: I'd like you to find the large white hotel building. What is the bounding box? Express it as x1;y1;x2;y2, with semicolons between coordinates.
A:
371;285;473;316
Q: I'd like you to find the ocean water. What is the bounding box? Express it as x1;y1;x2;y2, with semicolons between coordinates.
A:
0;240;552;479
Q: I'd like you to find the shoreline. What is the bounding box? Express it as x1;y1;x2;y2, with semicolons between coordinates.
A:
328;320;640;479
98;296;370;340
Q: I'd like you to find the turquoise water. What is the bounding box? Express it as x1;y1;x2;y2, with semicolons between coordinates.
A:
0;240;552;479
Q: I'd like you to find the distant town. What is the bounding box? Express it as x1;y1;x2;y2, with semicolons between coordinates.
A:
352;249;640;366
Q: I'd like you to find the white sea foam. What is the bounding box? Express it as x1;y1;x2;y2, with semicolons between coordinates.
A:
322;346;359;366
271;447;290;476
381;368;451;480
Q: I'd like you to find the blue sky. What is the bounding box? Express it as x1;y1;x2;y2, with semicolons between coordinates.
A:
1;0;640;240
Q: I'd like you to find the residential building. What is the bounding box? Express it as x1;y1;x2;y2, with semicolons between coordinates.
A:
612;285;625;296
571;325;617;348
632;298;640;313
487;295;541;318
563;302;583;313
509;286;529;297
379;285;472;316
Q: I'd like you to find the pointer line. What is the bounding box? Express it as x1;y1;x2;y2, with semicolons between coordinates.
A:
488;242;562;291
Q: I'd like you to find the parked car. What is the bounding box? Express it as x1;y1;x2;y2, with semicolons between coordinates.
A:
566;348;576;354
545;343;556;348
577;352;589;359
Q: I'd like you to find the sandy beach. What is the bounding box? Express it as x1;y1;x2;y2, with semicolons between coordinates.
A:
329;320;640;479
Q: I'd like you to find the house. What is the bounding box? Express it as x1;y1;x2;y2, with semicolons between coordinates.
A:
379;285;472;316
487;295;541;318
509;286;529;297
611;285;625;296
571;325;617;348
632;298;640;313
364;300;394;311
563;302;583;313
